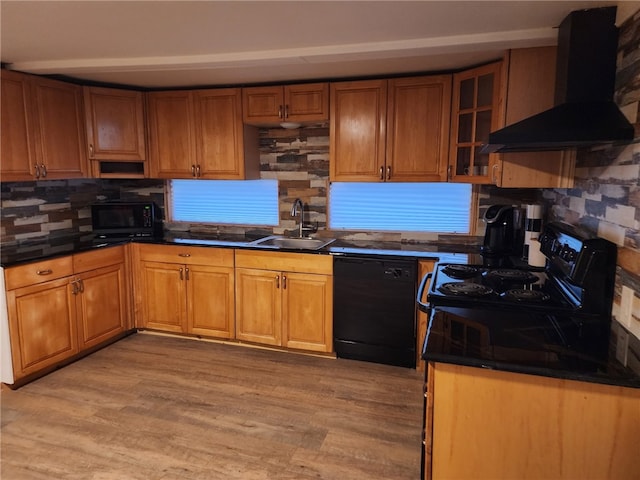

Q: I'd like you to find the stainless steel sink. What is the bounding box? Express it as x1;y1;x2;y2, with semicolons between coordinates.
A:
251;235;335;250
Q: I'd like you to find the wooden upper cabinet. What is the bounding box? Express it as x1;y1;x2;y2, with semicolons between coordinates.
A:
449;61;504;184
496;47;575;188
147;91;196;178
1;70;36;181
30;76;88;179
331;76;451;182
330;79;387;181
83;86;146;161
194;88;259;179
148;89;258;179
242;83;329;126
387;76;451;182
0;71;88;181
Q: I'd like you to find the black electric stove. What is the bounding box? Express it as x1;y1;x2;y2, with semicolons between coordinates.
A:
418;222;618;373
420;222;616;318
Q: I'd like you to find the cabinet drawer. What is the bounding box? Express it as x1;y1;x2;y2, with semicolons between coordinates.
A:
137;243;234;267
5;256;73;290
235;250;332;274
73;245;126;273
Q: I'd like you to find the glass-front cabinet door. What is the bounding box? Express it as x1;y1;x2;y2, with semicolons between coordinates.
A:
449;61;503;183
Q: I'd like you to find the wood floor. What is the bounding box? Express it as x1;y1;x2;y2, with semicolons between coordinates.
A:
1;333;423;479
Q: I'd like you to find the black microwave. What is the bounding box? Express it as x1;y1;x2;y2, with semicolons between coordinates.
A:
91;202;163;239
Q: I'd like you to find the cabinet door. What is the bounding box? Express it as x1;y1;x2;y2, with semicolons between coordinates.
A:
282;272;333;352
139;261;187;333
387;76;451;182
1;70;36;181
449;61;503;183
330;79;387;181
284;83;329;122
235;268;282;346
242;85;284;124
76;263;128;350
6;277;78;379
186;264;235;339
194;88;246;179
31;76;88;179
84;86;146;161
147;91;196;178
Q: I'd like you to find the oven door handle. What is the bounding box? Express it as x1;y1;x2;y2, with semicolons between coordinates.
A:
416;273;433;313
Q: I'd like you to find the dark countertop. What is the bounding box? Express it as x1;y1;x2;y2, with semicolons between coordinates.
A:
0;231;479;267
421;305;640;389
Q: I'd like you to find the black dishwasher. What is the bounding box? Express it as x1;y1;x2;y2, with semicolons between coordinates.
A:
333;255;417;368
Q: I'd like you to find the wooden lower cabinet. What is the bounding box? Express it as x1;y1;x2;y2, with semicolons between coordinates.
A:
135;244;235;339
7;276;78;379
235;251;333;353
75;263;129;350
424;362;640;479
4;245;129;382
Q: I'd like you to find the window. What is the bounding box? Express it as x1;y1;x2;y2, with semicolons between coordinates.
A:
170;179;279;226
329;182;472;233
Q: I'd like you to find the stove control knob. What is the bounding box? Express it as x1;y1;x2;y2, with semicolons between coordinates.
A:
559;244;570;260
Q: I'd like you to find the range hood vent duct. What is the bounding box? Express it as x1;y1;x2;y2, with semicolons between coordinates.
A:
483;6;634;153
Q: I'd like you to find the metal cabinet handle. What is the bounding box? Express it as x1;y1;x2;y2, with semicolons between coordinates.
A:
386;165;391;180
185;267;190;281
276;274;280;289
179;267;184;280
282;275;287;289
78;279;84;293
40;164;47;178
491;164;499;184
379;166;384;180
89;144;94;157
36;269;53;275
284;105;289;119
191;165;196;177
447;164;452;180
196;164;201;177
34;164;40;178
278;105;283;119
71;280;79;295
178;253;191;257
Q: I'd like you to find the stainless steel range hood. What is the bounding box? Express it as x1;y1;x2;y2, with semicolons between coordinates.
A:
483;6;634;154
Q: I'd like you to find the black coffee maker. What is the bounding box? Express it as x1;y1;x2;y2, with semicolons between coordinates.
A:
482;205;524;256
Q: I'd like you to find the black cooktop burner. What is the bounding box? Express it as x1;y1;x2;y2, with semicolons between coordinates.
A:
485;269;539;284
502;289;551;303
442;264;480;279
438;282;494;297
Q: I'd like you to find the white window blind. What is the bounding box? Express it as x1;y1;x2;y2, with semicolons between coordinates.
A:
170;179;279;226
329;182;472;233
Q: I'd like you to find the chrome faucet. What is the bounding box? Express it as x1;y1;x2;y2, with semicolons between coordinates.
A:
290;198;304;238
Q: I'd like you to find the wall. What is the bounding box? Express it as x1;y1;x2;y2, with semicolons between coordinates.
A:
542;9;640;355
0;179;164;244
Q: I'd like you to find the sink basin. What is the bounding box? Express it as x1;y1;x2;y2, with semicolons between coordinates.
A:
251;235;335;250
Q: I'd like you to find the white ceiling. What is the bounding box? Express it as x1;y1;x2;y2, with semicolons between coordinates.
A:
1;1;634;89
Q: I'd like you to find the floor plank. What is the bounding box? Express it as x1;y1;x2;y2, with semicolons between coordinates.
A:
1;333;423;479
